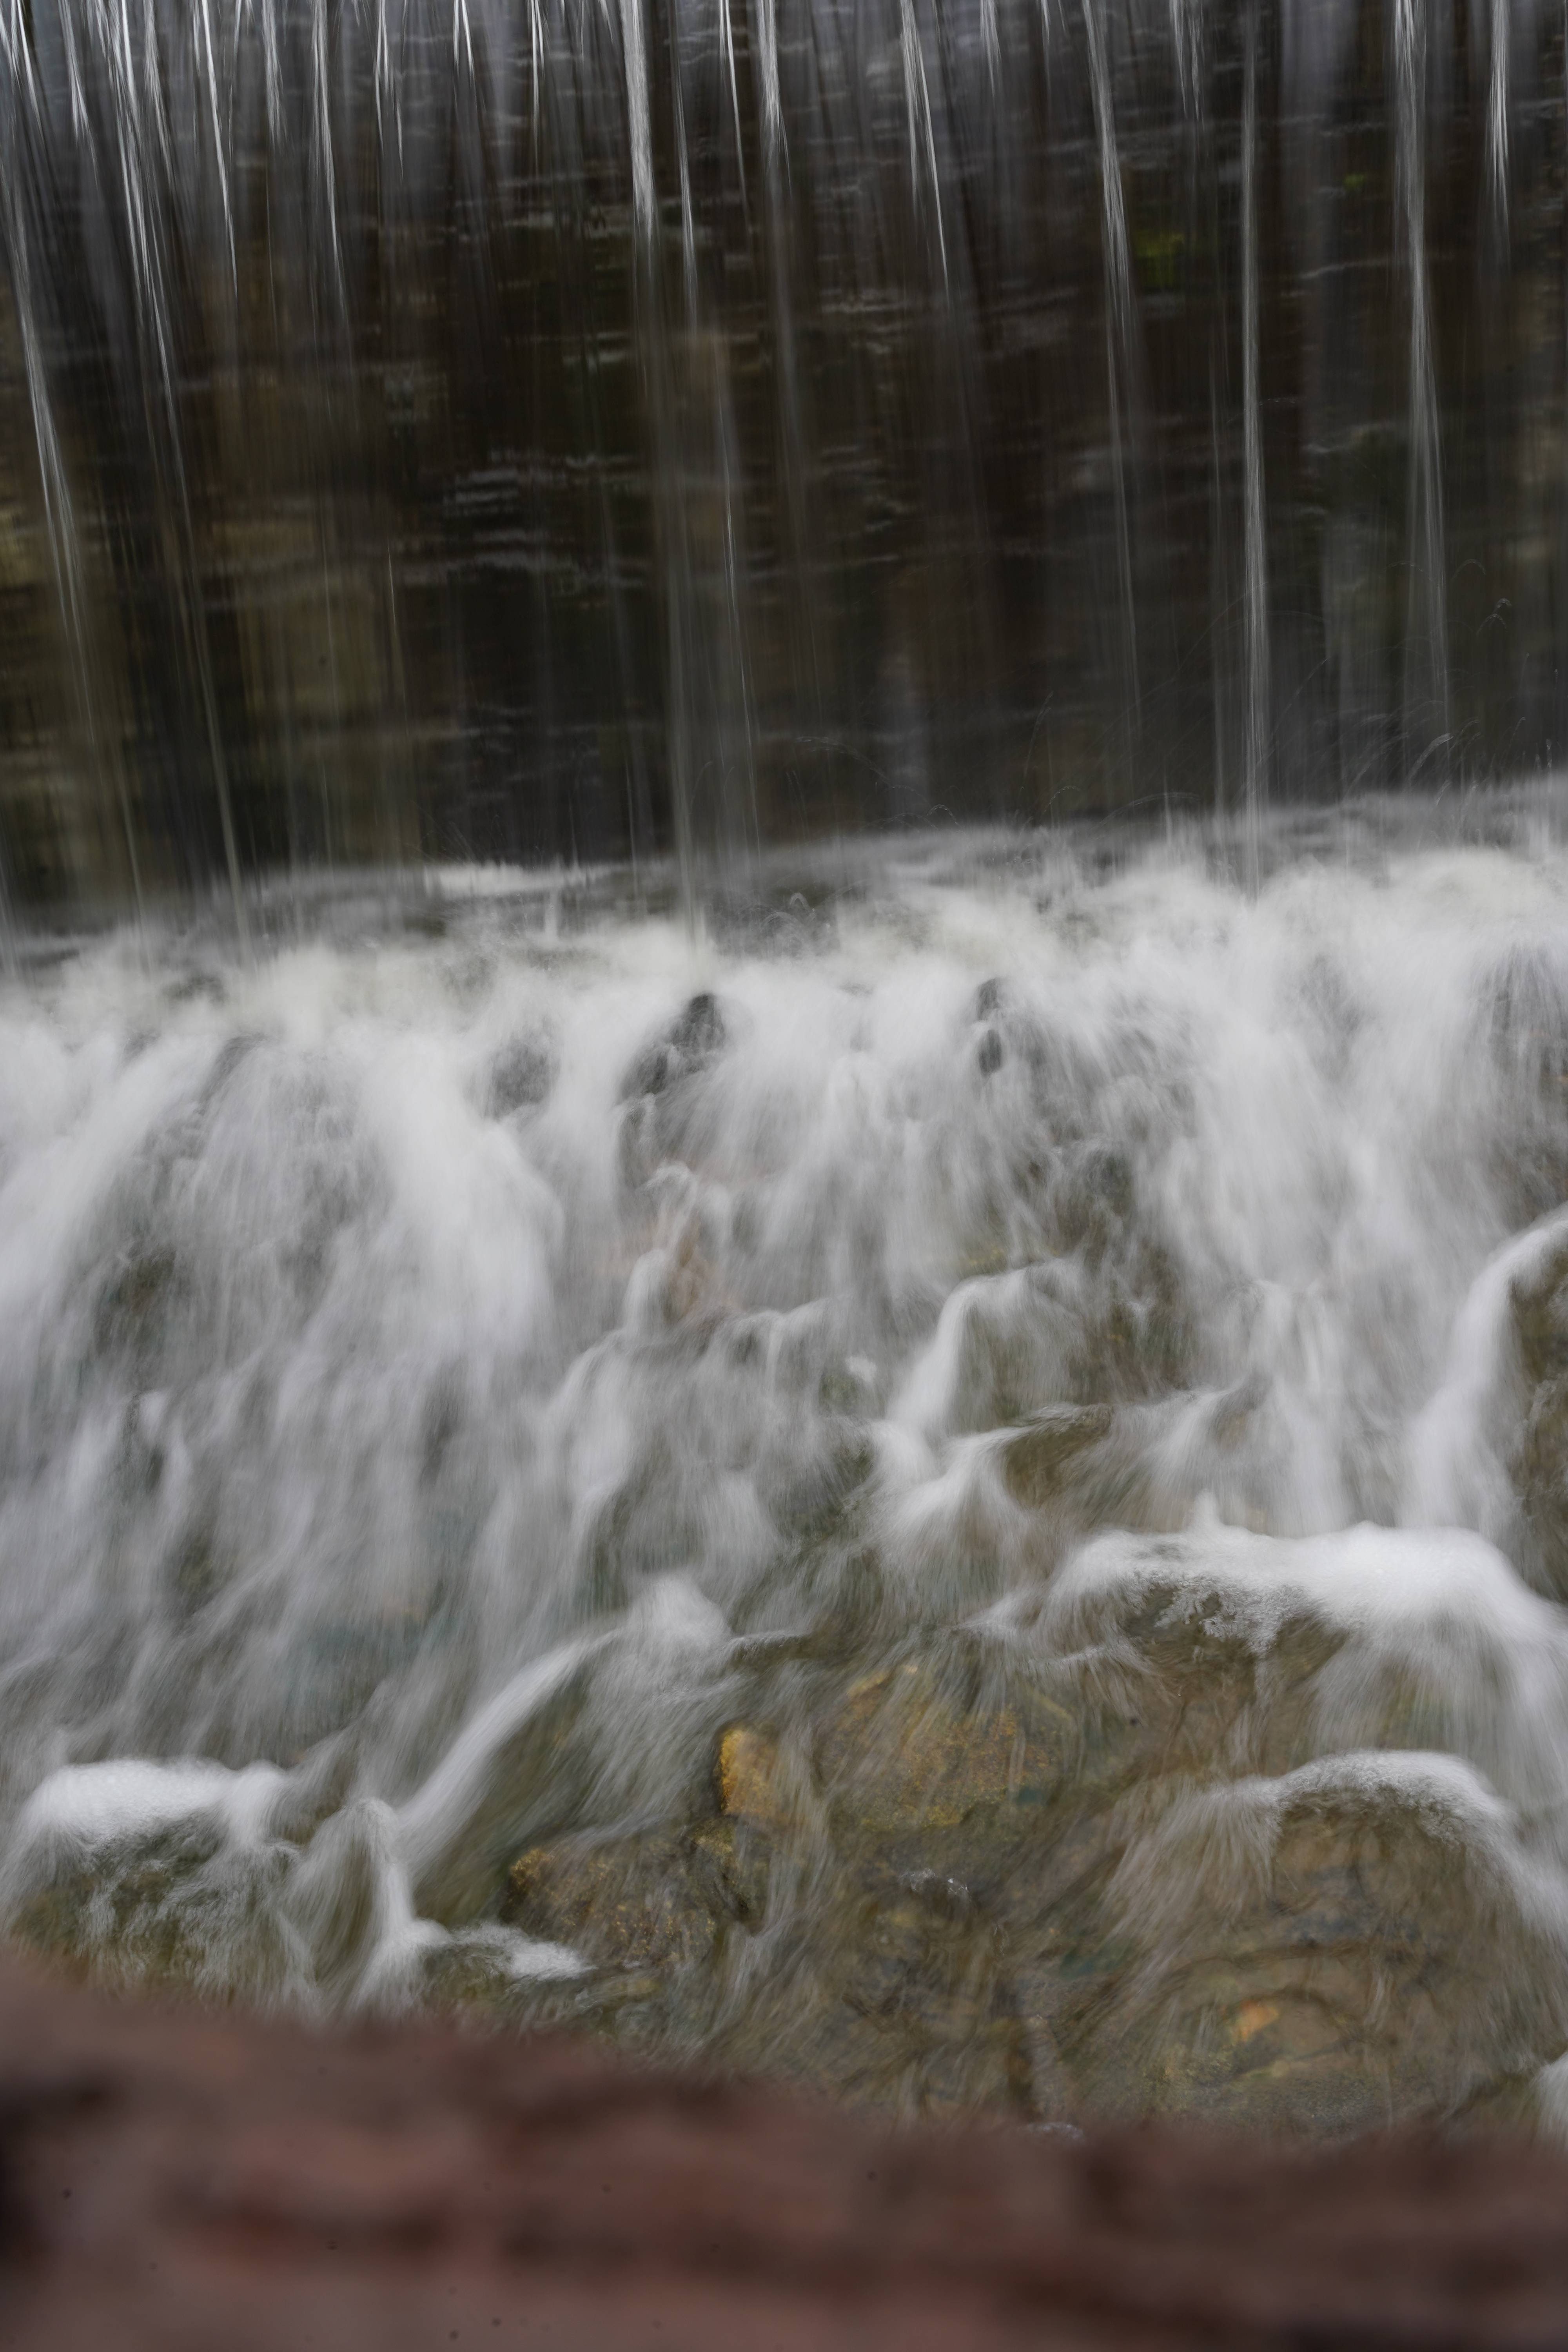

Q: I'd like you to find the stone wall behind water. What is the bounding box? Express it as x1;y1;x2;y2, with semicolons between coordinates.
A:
5;0;1568;916
3;1948;1568;2349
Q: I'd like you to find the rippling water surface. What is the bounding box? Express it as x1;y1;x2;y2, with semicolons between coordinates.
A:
10;805;1568;2131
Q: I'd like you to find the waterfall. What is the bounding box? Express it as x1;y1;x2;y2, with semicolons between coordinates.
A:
1396;0;1450;780
13;1;1568;2134
0;0;1564;913
4;809;1568;2132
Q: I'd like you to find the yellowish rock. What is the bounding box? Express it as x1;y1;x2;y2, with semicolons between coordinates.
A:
816;1661;1067;1832
717;1724;788;1833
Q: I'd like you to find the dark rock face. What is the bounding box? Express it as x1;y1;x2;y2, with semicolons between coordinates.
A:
486;1037;555;1120
621;993;730;1105
3;1951;1568;2350
7;0;1568;909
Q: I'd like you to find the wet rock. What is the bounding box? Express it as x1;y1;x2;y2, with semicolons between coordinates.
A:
9;1811;301;2007
615;995;734;1189
1086;1585;1339;1786
1071;1762;1568;2134
411;1662;595;1928
815;1658;1069;1834
1509;1236;1568;1390
505;1828;724;1972
485;1529;1562;2135
708;1855;1034;2124
91;1245;184;1371
673;991;727;1059
1000;1403;1116;1508
897;1263;1094;1437
806;1883;1031;2121
1505;1243;1568;1591
688;1815;774;1926
998;1390;1276;1563
621;992;728;1102
715;1722;796;1840
1517;1379;1568;1582
486;1035;554;1117
1482;947;1568;1224
1429;1226;1568;1597
818;1356;883;1417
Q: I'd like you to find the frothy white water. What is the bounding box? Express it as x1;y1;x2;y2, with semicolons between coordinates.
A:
1403;1205;1568;1543
398;1637;605;1884
994;1512;1568;1831
8;812;1568;2098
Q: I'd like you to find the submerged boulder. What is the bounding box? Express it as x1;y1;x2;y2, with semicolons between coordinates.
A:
486;1034;554;1118
1000;1403;1116;1508
620;992;729;1110
1069;1755;1568;2134
492;1520;1568;2136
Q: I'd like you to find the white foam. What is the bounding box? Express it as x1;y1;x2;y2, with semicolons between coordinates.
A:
977;1514;1568;1845
352;1837;586;2012
1047;1516;1560;1653
12;1758;288;1857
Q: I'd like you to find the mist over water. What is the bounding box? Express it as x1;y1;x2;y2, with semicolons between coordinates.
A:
2;804;1568;2128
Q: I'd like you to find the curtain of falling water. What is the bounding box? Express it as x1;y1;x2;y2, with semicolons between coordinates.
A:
1396;0;1449;783
1241;0;1266;890
2;3;1568;916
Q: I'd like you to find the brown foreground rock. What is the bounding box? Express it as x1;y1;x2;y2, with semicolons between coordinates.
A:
2;1953;1568;2349
503;1636;1567;2134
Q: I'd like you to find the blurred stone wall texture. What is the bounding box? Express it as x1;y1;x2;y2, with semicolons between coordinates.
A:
4;0;1568;912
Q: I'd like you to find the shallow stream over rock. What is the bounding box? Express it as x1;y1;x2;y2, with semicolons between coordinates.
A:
9;808;1568;2134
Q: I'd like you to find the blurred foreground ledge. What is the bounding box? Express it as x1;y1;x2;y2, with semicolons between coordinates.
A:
1;1952;1567;2352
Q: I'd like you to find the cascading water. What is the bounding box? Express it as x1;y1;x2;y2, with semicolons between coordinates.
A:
13;1;1568;2138
0;800;1566;2132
